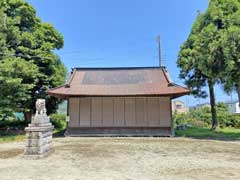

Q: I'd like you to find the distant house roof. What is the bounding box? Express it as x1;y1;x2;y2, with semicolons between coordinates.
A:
224;100;239;104
48;67;190;98
172;100;185;104
196;102;211;106
189;102;210;109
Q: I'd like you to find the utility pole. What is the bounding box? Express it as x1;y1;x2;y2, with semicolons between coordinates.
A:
157;35;162;67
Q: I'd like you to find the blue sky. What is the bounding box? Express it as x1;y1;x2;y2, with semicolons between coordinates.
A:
27;0;237;106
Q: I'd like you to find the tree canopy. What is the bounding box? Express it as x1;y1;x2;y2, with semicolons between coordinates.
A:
177;0;240;129
0;0;67;121
216;0;240;104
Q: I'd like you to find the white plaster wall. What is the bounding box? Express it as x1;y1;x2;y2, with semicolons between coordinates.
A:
236;102;240;114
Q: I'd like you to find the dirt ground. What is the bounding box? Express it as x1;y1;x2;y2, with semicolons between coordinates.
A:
0;137;240;180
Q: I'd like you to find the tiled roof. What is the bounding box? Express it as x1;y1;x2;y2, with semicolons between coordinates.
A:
48;67;190;98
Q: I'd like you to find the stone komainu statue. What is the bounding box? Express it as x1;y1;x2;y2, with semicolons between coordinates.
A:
36;99;47;115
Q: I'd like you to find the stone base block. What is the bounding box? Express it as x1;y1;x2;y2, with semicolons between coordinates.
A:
24;124;54;158
23;149;54;160
32;115;50;124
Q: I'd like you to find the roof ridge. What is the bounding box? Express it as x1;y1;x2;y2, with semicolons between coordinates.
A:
73;66;167;70
161;68;171;83
65;69;77;87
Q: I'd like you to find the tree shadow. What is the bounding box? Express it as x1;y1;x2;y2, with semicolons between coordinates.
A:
53;129;66;138
175;127;240;141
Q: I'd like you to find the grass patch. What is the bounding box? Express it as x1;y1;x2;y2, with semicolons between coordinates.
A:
0;135;25;143
0;128;25;143
0;129;66;143
176;127;240;141
0;148;23;159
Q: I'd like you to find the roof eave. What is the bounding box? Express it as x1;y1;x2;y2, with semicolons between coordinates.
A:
47;91;190;99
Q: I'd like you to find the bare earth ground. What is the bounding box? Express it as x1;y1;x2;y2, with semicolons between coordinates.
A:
0;137;240;180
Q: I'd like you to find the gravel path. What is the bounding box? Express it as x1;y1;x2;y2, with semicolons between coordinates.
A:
0;137;240;180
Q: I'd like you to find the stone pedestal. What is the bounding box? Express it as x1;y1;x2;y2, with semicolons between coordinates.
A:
24;114;54;159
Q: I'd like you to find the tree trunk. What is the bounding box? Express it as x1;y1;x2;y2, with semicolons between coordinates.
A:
24;111;33;123
208;80;218;130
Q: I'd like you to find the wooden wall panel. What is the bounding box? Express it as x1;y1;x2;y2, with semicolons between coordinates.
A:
69;98;79;127
69;96;172;129
148;97;160;127
113;97;125;127
143;98;149;126
79;98;91;127
102;98;114;126
159;97;171;127
91;98;102;127
125;97;136;126
135;98;146;127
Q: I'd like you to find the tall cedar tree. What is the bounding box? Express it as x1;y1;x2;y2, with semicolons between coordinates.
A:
178;0;240;129
216;0;240;107
0;0;67;122
177;1;227;130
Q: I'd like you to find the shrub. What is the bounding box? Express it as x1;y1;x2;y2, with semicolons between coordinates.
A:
173;112;209;128
173;103;240;129
227;114;240;128
49;114;67;130
0;109;26;131
189;120;208;128
0;119;27;130
173;112;188;126
189;107;212;125
0;108;15;121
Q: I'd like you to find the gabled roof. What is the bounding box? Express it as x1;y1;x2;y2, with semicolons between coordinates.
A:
48;67;190;99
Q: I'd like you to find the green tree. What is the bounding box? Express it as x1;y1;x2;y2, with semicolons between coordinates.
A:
178;0;240;129
0;58;39;119
177;1;229;130
215;0;240;106
0;0;67;121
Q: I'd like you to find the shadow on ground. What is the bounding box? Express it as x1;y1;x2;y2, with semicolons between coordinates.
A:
176;127;240;141
53;129;66;138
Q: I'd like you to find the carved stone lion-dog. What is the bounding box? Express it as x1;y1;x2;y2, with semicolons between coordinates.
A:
36;99;47;115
